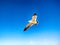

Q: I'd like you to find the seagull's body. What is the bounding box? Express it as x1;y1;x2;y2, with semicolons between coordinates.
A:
24;13;38;31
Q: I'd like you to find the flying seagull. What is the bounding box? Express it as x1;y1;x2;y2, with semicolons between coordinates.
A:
24;13;38;31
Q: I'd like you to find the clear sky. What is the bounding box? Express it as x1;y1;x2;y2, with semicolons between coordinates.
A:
0;0;60;45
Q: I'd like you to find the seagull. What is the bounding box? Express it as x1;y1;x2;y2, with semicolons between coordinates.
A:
24;13;38;31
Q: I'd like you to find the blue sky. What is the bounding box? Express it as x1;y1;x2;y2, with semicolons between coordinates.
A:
0;0;60;45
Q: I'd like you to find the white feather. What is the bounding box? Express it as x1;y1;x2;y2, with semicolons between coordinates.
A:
28;20;32;23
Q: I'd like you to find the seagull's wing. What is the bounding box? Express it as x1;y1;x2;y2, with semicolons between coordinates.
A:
32;15;37;21
24;23;33;31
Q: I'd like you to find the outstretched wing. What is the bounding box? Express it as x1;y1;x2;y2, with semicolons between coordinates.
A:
24;23;33;31
32;14;37;21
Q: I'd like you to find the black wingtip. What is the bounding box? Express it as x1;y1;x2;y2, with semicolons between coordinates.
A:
24;27;28;31
24;26;30;31
33;13;37;15
24;28;27;31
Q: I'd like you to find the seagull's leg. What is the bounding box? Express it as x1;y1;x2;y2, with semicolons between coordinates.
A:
37;21;38;24
35;21;38;25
